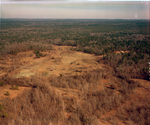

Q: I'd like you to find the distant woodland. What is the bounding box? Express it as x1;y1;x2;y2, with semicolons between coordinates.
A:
1;19;149;80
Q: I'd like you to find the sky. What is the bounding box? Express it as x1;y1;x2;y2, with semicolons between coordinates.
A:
0;0;149;19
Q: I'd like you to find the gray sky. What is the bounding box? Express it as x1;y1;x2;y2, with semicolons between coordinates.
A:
0;0;149;19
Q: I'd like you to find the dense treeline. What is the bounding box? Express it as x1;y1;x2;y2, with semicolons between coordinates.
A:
102;39;150;80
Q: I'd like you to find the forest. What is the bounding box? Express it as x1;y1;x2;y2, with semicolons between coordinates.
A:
0;19;150;125
1;19;149;80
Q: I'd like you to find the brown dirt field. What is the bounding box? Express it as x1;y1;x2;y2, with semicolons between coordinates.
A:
0;45;105;101
0;45;104;78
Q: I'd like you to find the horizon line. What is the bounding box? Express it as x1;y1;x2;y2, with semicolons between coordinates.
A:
1;18;150;20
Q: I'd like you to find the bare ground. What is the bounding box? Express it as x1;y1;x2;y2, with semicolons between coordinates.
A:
3;46;104;78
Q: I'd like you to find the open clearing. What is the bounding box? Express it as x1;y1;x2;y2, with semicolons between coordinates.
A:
0;45;106;100
0;45;104;78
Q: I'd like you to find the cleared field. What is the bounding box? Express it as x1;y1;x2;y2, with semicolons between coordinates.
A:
0;45;104;78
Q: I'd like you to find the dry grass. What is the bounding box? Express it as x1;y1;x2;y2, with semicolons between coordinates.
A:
0;45;149;125
0;78;65;125
0;67;149;125
116;92;150;125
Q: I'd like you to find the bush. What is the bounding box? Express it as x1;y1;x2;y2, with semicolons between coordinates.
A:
0;82;4;86
0;105;7;118
0;105;4;111
4;91;10;96
34;50;46;58
3;112;8;118
10;85;19;90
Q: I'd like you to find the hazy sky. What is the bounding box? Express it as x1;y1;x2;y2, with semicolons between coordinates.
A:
0;0;149;19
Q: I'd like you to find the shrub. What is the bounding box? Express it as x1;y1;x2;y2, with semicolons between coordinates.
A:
0;105;7;118
34;50;45;58
10;85;19;90
3;112;8;118
4;91;10;96
0;82;4;86
8;50;18;55
59;74;63;77
0;105;4;111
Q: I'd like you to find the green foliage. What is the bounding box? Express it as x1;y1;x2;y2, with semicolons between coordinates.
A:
103;52;149;80
11;85;19;90
34;50;45;58
0;113;2;117
0;82;4;86
3;112;8;118
4;91;10;96
0;112;8;118
0;105;4;111
0;104;7;118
